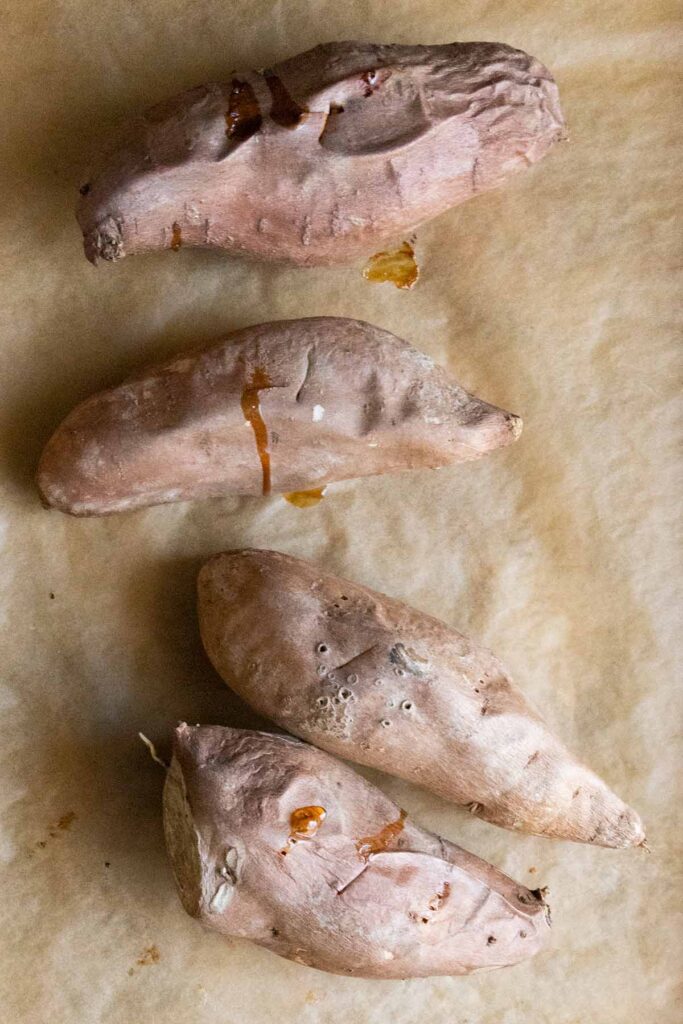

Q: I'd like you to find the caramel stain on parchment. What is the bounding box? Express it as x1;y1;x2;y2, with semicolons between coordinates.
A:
284;487;326;508
241;367;273;495
357;810;407;859
281;805;327;854
362;241;419;289
225;79;262;141
137;945;160;967
32;810;76;852
264;71;307;127
170;222;182;251
128;945;160;975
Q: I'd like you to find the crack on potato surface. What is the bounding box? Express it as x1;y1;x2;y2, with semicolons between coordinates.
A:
294;346;315;403
263;70;307;127
428;882;451;912
389;642;429;677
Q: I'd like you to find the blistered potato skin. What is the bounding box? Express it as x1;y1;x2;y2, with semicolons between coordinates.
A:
36;317;521;516
77;40;565;267
197;550;645;849
164;724;550;978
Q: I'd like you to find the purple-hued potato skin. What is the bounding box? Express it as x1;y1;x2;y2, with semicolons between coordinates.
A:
77;40;565;267
164;724;550;978
198;549;645;848
37;317;521;516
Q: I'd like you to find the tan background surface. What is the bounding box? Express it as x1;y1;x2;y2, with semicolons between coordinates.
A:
1;2;681;1021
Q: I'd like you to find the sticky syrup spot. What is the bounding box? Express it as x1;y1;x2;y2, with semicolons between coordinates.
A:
225;79;263;141
362;241;419;290
281;806;326;854
34;810;76;849
290;806;327;837
137;945;160;966
170;222;182;251
356;810;407;859
284;486;326;508
264;71;307;127
241;367;272;494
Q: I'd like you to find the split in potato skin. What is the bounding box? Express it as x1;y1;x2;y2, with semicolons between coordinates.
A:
36;317;522;516
77;40;565;268
164;724;551;978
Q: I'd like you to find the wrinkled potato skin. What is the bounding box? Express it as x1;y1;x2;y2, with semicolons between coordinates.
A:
198;550;645;849
164;724;550;978
77;40;565;266
36;317;521;516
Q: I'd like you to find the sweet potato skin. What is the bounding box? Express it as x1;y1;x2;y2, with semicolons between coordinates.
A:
77;40;565;267
164;724;550;978
197;550;645;849
36;317;521;516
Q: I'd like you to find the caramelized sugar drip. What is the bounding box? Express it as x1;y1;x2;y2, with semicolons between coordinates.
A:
264;71;307;128
290;805;327;838
363;241;419;290
225;79;263;141
356;810;407;859
284;487;326;508
281;805;327;855
240;367;272;495
170;222;182;251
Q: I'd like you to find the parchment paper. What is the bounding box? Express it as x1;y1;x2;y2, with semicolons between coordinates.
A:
1;2;681;1021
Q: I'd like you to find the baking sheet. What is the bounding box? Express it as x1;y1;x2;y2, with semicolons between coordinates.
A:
1;1;681;1021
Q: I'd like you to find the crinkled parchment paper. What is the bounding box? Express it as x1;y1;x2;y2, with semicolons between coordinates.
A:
0;2;681;1022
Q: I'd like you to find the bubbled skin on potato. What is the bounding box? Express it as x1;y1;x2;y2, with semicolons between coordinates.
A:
36;317;521;516
77;40;565;266
164;724;550;978
197;550;645;849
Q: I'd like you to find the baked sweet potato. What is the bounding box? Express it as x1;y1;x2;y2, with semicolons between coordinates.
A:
164;723;551;978
36;317;521;516
198;550;645;849
77;40;564;266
